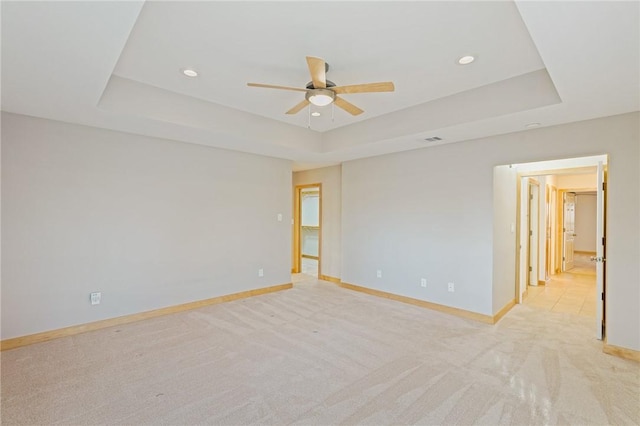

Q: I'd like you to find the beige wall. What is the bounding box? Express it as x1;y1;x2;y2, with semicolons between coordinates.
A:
557;173;597;189
1;113;292;339
493;165;518;309
574;193;597;252
3;111;638;353
342;112;639;351
293;165;342;280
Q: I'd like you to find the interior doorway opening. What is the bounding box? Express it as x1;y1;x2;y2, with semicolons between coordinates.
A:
293;184;321;278
497;154;607;340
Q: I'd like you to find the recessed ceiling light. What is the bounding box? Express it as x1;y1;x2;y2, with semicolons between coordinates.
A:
311;112;321;117
526;122;541;128
181;68;198;78
457;55;475;65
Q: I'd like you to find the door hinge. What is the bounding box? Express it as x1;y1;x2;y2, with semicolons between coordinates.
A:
530;194;533;200
529;230;533;236
529;266;532;272
602;182;607;191
602;237;606;246
562;256;565;261
601;292;605;301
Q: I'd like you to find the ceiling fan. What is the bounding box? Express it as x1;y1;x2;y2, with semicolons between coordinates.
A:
247;56;395;116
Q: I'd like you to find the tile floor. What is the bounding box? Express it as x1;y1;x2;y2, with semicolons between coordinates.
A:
301;257;318;277
523;253;597;317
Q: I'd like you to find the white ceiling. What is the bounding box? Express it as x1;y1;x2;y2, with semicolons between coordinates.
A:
2;1;638;171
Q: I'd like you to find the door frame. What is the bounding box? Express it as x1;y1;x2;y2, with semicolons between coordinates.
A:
597;162;607;339
545;184;557;280
511;157;608;340
293;183;322;275
562;191;577;272
514;175;540;303
526;178;540;287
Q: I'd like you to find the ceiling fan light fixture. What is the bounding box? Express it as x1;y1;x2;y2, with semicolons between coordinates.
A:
311;112;321;117
306;88;335;106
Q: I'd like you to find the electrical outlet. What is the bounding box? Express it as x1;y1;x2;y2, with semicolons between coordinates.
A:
376;270;382;278
90;292;101;305
448;282;455;292
258;268;264;277
421;278;427;288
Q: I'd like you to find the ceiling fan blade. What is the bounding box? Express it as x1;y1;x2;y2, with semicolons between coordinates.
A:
331;82;395;94
286;99;310;115
334;96;364;116
247;83;307;93
306;56;326;89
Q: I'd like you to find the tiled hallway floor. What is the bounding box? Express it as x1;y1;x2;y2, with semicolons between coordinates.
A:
523;253;597;317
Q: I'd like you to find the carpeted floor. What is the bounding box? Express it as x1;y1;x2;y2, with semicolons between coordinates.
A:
1;277;638;425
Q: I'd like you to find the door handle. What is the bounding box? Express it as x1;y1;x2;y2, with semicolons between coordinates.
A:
590;256;606;262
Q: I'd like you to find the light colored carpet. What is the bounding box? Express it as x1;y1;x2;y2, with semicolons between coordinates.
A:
1;279;638;425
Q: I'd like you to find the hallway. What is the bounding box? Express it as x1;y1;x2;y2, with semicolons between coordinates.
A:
523;253;597;317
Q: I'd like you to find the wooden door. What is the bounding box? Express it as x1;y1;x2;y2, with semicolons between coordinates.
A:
527;180;539;286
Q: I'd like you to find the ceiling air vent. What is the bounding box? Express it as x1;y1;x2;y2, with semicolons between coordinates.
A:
424;136;442;142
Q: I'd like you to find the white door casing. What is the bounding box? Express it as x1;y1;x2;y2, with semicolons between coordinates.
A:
563;192;576;271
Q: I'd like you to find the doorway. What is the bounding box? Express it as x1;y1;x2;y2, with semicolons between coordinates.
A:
293;184;321;278
511;155;607;340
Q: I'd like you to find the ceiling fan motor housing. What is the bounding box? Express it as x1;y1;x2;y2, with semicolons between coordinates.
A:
305;80;336;90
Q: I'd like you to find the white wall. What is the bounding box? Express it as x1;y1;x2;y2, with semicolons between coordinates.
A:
574;193;597;252
293;166;342;280
342;146;495;315
342;112;639;351
493;165;517;309
1;113;292;339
